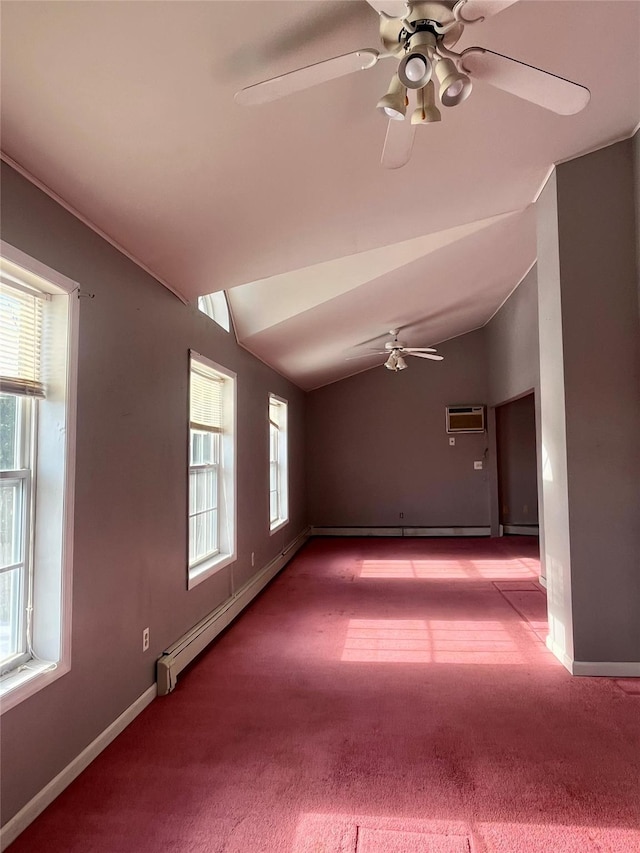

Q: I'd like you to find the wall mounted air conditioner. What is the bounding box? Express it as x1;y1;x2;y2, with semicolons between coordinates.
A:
446;405;485;433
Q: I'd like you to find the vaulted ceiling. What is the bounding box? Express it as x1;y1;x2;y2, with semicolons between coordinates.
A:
1;1;638;389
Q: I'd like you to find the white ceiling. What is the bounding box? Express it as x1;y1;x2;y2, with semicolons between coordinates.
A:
1;1;639;389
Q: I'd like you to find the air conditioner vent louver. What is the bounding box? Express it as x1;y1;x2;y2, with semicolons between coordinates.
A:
446;405;485;433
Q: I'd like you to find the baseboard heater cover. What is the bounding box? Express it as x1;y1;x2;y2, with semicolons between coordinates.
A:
311;526;491;538
157;526;310;696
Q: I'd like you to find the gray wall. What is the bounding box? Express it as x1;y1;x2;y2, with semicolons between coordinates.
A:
483;266;542;546
485;266;539;407
553;137;640;663
307;330;490;528
495;394;538;526
635;130;640;311
0;162;308;825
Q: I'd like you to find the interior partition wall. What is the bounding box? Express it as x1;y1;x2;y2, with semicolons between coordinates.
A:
536;136;640;674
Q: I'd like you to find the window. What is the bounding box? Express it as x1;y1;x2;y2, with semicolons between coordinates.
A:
0;243;78;711
197;291;231;332
268;395;288;532
188;353;236;587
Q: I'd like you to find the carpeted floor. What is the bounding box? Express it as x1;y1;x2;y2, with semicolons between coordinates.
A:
8;537;640;852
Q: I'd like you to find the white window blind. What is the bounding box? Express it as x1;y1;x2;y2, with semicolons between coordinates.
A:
0;277;45;398
190;363;223;431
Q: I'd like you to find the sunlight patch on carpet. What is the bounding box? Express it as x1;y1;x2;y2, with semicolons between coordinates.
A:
341;619;525;664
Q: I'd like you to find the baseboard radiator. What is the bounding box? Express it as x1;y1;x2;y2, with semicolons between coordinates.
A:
157;527;310;696
310;526;491;538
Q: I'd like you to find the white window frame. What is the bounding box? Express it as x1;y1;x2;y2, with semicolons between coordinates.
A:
197;291;231;333
268;394;289;534
188;352;236;589
0;241;78;713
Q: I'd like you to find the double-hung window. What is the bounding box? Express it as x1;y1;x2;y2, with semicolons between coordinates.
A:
188;353;236;587
0;244;77;711
268;395;288;532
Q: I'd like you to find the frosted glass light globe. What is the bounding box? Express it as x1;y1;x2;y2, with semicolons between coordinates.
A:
384;106;404;120
404;56;427;82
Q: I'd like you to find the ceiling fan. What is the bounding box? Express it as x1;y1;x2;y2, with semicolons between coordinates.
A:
234;0;591;169
347;329;444;371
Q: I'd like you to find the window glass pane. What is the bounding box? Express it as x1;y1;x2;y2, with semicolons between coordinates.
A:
0;478;23;568
197;292;230;332
270;491;278;524
0;566;24;664
0;394;18;471
190;509;218;563
190;429;219;466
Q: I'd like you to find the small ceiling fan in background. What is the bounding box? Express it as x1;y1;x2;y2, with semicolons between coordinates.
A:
235;0;591;168
347;329;444;371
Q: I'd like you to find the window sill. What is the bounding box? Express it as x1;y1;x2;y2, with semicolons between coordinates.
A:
188;551;236;589
270;518;289;535
0;658;68;714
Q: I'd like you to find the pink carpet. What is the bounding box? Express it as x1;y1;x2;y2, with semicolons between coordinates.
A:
8;537;640;852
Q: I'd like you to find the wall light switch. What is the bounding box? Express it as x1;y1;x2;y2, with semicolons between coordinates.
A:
474;461;483;470
449;437;455;446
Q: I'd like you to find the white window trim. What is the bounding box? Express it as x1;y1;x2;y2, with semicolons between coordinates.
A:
188;352;236;590
268;393;289;535
0;241;78;713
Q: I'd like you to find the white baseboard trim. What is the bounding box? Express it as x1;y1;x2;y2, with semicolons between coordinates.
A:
0;684;157;851
310;526;491;538
503;524;539;536
157;526;311;695
572;660;640;677
546;635;574;674
545;636;640;677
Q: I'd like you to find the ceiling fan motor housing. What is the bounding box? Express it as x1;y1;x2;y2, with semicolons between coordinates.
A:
380;2;464;56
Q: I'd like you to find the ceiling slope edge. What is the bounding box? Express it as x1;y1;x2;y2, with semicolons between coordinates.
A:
228;209;524;340
0;151;188;304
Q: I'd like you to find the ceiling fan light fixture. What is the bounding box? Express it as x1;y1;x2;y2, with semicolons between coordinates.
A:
377;74;407;121
398;51;432;89
434;58;472;107
395;355;408;370
411;81;442;125
384;352;398;371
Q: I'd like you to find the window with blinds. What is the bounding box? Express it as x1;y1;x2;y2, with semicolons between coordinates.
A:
268;395;288;532
1;276;44;673
0;277;46;398
0;247;77;703
188;353;236;585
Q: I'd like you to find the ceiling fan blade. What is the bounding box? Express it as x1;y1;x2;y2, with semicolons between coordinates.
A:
453;0;520;24
461;47;591;115
235;50;379;106
407;352;444;361
402;347;438;353
365;1;411;17
381;116;416;169
225;3;368;78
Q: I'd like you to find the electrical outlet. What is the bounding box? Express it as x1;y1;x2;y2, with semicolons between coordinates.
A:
399;512;404;519
142;627;150;652
474;461;483;470
251;552;255;567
